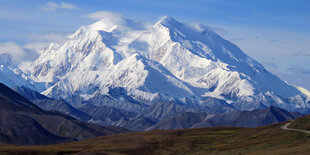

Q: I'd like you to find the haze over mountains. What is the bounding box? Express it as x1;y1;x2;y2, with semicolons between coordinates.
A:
0;16;310;133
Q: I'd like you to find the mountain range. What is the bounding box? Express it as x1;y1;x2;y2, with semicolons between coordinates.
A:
1;16;310;133
12;85;303;132
147;106;302;130
9;16;310;114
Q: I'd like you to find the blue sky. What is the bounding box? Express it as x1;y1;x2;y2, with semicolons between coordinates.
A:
0;0;310;89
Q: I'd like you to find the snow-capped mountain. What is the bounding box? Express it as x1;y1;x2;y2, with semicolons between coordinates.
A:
26;16;310;113
0;54;37;89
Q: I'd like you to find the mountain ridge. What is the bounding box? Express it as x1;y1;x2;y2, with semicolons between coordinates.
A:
12;86;92;122
147;106;302;130
0;83;127;145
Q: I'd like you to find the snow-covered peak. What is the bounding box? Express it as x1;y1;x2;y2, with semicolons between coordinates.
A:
82;19;119;33
25;16;310;113
155;16;180;27
69;22;115;40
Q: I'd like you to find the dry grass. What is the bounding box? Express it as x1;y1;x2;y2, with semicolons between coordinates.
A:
289;114;310;130
0;123;310;155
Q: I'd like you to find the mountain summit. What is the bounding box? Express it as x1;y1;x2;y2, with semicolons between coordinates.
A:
21;16;310;113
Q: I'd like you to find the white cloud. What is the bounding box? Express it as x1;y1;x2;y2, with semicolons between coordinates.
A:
23;42;50;52
42;1;78;11
86;11;124;24
60;2;78;10
0;42;26;60
25;33;69;53
0;33;68;65
0;42;40;65
85;11;149;30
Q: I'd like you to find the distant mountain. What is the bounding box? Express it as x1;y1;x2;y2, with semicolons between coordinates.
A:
79;103;156;131
148;106;302;130
78;99;233;131
12;85;301;131
0;54;37;90
1;15;310;134
23;16;309;114
12;86;91;122
81;90;148;114
194;106;302;128
0;83;127;145
12;85;155;131
147;112;207;130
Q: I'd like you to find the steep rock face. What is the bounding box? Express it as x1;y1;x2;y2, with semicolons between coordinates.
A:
23;16;310;113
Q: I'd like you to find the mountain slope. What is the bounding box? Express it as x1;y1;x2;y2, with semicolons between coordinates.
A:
193;106;302;128
146;106;302;130
0;111;69;145
147;112;207;130
0;83;126;145
25;16;310;114
12;86;91;121
289;114;310;130
0;54;36;90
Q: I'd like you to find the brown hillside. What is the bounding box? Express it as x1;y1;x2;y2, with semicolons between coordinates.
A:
0;122;309;155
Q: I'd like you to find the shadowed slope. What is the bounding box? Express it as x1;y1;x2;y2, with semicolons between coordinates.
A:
12;86;91;121
193;106;302;128
0;83;127;145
